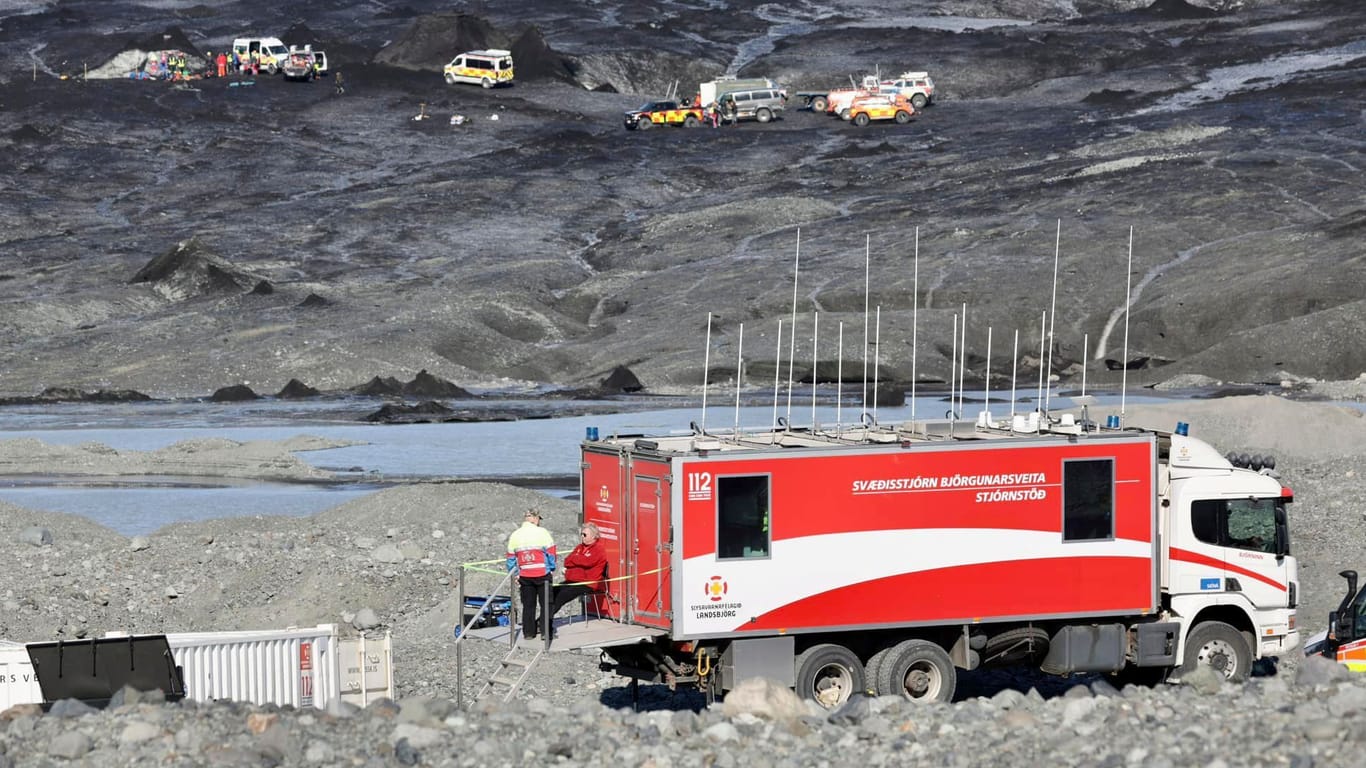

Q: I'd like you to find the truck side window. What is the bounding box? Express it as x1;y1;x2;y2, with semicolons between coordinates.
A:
717;475;770;559
1190;500;1219;545
1226;499;1277;553
1190;499;1277;553
1062;458;1113;541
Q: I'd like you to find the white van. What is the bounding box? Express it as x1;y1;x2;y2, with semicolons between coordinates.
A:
231;36;290;74
443;49;514;88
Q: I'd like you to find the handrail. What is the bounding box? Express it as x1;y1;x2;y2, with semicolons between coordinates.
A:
455;563;517;710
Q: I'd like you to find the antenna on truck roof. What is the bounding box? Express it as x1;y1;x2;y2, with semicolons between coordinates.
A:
1120;226;1134;427
910;227;919;422
861;235;870;425
770;319;782;443
733;323;744;438
785;230;800;428
1044;219;1060;416
700;311;712;435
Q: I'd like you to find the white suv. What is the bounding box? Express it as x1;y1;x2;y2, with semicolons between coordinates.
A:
881;71;935;110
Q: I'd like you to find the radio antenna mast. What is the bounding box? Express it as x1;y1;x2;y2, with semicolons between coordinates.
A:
1010;329;1019;422
872;306;881;422
910;227;920;421
811;312;819;429
948;312;958;423
1045;218;1060;414
786;229;800;426
958;302;967;422
770;320;782;442
1121;227;1133;426
700;311;712;434
836;322;845;434
733;323;744;438
861;234;870;421
983;326;993;427
1036;312;1046;428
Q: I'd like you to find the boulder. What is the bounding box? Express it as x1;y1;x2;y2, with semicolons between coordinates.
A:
211;384;259;402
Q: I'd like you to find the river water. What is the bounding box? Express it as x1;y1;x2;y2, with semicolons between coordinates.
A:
0;390;1179;535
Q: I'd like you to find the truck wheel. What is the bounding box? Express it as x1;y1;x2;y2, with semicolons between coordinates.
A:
756;108;772;123
1180;622;1251;682
812;95;828;112
795;644;864;710
878;639;956;703
636;117;652;130
911;94;928;110
853;113;870;127
481;77;494;89
683;115;700;127
863;645;895;694
894;110;911;124
444;72;456;85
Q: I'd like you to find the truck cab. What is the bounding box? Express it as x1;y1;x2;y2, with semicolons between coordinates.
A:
1162;434;1298;677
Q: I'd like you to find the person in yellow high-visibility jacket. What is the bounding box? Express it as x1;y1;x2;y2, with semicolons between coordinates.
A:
506;509;557;639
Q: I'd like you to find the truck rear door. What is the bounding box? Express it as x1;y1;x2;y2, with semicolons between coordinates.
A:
629;459;672;627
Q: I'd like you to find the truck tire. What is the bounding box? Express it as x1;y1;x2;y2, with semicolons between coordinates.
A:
911;94;928;110
756;108;772;123
481;77;494;89
878;639;956;703
683;115;700;128
853;113;870;127
795;643;865;710
894;110;912;124
1180;621;1252;682
812;95;828;112
445;72;456;85
863;645;895;694
636;117;652;130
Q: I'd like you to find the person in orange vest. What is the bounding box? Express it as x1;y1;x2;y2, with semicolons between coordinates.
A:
216;51;227;78
506;509;557;640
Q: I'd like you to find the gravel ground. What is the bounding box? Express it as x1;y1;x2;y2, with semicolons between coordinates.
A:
0;394;1362;764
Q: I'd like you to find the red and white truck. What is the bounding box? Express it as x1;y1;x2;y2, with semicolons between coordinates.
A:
580;415;1298;706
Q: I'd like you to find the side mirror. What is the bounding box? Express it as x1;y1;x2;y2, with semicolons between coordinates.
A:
1329;610;1339;641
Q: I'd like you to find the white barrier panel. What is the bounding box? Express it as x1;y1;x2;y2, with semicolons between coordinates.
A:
0;625;394;710
0;642;42;710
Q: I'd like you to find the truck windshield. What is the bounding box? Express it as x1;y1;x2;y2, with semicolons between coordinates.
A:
1191;497;1285;554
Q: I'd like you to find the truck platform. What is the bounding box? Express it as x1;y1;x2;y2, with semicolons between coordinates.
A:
461;615;664;652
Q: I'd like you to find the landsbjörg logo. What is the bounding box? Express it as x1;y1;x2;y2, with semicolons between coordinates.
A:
705;576;728;602
599;485;610;502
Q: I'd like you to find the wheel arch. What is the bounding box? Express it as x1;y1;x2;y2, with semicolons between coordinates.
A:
1180;603;1257;657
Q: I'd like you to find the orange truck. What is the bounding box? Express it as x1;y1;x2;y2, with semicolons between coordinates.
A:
844;93;916;126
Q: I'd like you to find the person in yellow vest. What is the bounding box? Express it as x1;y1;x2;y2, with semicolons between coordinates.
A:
506;509;557;639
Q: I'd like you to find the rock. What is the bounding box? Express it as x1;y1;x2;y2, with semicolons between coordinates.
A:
210;384;259;402
371;544;404;563
47;698;98;718
48;730;93;759
129;536;150;551
1180;665;1223;695
827;692;871;726
119;720;162;744
352;608;381;629
721;677;808;722
1327;685;1366;717
18;527;53;547
704;722;740;743
1296;655;1353;687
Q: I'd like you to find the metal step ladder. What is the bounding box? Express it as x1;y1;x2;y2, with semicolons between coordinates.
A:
475;640;544;703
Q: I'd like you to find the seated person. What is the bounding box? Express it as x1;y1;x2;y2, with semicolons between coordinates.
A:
550;523;607;618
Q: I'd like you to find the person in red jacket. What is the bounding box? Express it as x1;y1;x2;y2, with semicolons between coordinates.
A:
550;522;608;619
